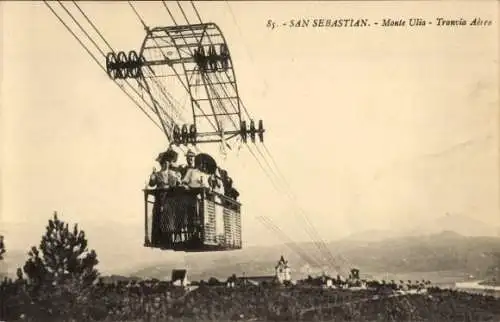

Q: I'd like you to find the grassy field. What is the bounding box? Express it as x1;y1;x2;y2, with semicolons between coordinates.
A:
3;279;500;321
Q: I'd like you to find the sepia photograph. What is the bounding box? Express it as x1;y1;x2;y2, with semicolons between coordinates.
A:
1;1;499;321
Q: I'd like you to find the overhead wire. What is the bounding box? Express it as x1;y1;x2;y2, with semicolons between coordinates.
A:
75;1;185;122
127;2;234;160
171;2;224;136
63;0;177;138
127;0;148;29
260;142;347;270
172;4;284;198
160;1;232;154
47;0;342;271
129;1;218;134
170;1;324;267
47;2;189;167
185;2;338;270
186;1;244;131
124;1;177;139
190;2;250;122
190;2;339;269
60;0;186;156
257;216;323;268
257;144;344;271
180;1;328;267
43;0;162;132
224;1;270;94
162;0;179;25
126;1;207;156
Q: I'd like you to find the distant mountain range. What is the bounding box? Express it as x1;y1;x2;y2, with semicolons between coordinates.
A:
3;214;499;283
342;213;500;242
411;213;500;237
129;229;500;282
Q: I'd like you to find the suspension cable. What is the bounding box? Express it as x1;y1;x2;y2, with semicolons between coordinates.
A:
187;1;341;271
44;0;162;131
66;0;176;134
166;2;322;267
48;0;336;270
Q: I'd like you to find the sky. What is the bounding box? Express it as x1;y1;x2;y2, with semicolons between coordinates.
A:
1;1;499;273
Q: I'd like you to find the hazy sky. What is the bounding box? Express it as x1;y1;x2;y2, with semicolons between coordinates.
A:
1;1;498;272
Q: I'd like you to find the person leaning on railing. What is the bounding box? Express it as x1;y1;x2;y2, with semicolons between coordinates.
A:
177;149;196;179
208;168;223;194
181;157;209;189
148;148;181;247
149;148;181;189
218;168;239;201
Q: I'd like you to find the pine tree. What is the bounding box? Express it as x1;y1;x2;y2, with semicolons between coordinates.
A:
0;235;5;260
21;212;100;320
0;235;6;286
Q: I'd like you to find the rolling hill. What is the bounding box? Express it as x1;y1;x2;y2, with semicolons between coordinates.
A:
129;231;500;282
3;214;498;283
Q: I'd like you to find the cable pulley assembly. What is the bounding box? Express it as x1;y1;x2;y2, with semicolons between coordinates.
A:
240;119;264;143
194;44;230;73
172;124;197;146
106;50;144;80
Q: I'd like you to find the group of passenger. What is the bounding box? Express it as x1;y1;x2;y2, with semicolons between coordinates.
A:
147;147;239;248
148;147;239;201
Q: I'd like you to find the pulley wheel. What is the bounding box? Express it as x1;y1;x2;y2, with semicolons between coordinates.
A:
106;52;118;79
117;51;128;79
209;45;218;71
219;44;229;71
173;125;181;145
240;121;247;143
189;124;197;144
128;50;140;78
181;124;189;145
250;120;256;143
258;120;264;143
198;46;207;71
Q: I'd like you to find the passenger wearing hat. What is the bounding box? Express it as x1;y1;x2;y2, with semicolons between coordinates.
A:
149;148;181;189
220;169;239;201
178;149;196;179
181;154;208;189
149;148;180;247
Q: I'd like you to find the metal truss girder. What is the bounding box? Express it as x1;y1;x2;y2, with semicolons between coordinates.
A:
136;22;243;147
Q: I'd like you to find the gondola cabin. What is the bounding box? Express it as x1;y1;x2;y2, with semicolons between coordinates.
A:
143;186;242;252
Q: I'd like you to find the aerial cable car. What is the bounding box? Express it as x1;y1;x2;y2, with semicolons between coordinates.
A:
105;22;265;252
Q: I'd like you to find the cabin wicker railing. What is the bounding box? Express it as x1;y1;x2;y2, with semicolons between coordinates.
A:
143;186;242;251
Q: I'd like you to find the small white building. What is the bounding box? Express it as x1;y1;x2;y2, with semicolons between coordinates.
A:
322;276;335;289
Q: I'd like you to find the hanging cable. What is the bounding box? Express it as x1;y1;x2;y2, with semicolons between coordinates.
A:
162;0;178;25
181;2;329;264
257;216;323;268
187;1;342;271
44;0;162;132
189;9;330;270
47;0;335;269
64;1;177;136
127;1;148;30
166;2;322;267
132;3;218;133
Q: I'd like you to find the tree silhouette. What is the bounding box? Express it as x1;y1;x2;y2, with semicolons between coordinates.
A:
0;235;5;261
207;277;220;286
21;212;100;320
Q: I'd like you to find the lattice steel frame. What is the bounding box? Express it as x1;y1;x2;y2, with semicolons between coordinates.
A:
139;23;243;145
